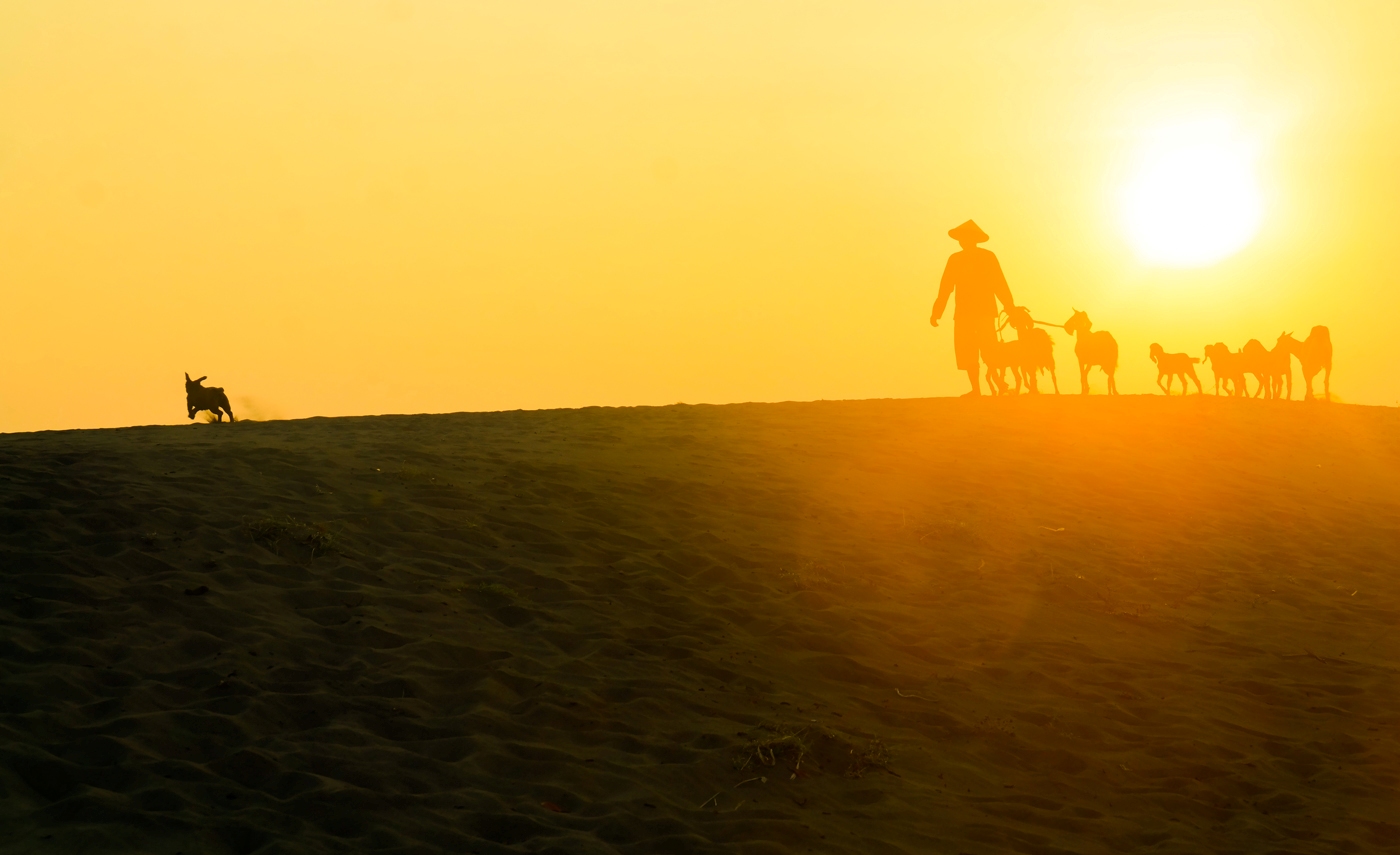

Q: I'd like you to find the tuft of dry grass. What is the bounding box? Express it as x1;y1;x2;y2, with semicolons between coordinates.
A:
244;517;335;557
734;724;811;773
734;723;891;779
845;738;892;779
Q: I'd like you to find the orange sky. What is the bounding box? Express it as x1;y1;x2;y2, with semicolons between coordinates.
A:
2;1;1398;431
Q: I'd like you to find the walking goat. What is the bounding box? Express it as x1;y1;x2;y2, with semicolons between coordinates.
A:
1148;344;1202;395
1203;343;1246;397
1063;309;1118;395
1240;339;1273;398
1005;306;1058;394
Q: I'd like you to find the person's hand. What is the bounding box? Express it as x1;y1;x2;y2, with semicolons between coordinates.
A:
930;316;939;327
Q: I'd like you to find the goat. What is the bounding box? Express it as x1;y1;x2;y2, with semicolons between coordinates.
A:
1202;343;1246;397
1148;343;1202;395
1005;305;1058;394
982;338;1022;395
185;373;235;422
1266;335;1293;400
1062;309;1118;395
1278;326;1332;402
1240;339;1272;398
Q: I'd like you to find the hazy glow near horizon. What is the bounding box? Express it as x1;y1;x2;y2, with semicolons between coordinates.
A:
1120;124;1264;268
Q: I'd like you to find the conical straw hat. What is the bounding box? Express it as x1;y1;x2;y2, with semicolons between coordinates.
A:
948;220;989;243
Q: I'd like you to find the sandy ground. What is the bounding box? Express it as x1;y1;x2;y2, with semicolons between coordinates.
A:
2;396;1399;855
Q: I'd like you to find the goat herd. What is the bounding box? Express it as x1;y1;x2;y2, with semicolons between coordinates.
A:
982;308;1334;401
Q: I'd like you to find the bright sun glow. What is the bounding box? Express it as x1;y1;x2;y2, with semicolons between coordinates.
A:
1120;123;1263;268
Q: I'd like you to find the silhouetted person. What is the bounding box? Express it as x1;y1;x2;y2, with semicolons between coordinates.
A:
930;220;1015;396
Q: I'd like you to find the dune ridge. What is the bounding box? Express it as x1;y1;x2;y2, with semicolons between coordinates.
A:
2;396;1399;854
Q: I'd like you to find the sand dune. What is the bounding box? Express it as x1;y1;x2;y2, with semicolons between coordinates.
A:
2;396;1399;854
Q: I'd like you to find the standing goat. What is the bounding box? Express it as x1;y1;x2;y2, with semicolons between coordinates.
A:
1279;326;1332;401
982;338;1022;395
185;373;235;422
1148;344;1202;395
1265;335;1293;400
1062;309;1118;395
1240;339;1272;398
1203;343;1246;396
1005;305;1058;394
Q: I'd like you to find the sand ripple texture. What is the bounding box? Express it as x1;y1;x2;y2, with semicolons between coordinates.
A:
2;397;1399;854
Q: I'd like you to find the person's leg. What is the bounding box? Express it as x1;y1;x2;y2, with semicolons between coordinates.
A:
964;368;981;395
954;320;981;396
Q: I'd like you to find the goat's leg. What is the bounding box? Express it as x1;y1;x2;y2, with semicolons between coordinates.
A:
1049;368;1059;395
1157;373;1168;395
1324;366;1331;402
1107;369;1118;396
1079;363;1090;395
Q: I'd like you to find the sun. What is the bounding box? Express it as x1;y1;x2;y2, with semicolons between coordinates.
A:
1119;123;1263;268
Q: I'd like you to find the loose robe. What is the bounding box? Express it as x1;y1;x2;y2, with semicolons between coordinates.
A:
931;246;1015;371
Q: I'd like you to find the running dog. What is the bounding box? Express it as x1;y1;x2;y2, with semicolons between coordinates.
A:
185;373;235;422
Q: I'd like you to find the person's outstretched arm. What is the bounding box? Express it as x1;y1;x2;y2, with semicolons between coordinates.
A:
931;259;956;326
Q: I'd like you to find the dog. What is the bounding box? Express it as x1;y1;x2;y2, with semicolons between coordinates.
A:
1149;343;1202;395
185;373;235;422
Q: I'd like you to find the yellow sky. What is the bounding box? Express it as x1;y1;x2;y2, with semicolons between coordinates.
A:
2;1;1398;430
